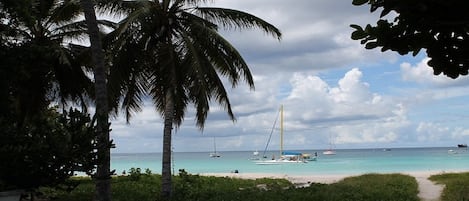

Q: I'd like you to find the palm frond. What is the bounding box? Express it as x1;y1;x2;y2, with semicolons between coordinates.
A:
48;0;82;25
194;7;282;40
105;1;157;48
97;0;152;19
178;23;236;127
107;41;149;122
180;0;213;6
181;12;254;88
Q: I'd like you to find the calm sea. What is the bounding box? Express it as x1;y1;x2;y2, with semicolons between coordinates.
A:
111;147;469;176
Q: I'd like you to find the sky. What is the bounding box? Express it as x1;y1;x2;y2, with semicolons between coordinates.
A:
109;0;469;153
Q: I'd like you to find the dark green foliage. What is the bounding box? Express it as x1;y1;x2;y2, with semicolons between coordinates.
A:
351;0;469;79
127;167;153;181
430;172;469;201
0;0;95;120
46;172;418;201
324;174;419;201
0;108;97;191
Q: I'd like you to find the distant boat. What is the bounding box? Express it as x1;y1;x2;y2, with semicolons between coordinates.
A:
253;150;259;156
323;149;336;155
209;152;220;158
249;150;260;160
448;149;458;154
323;133;336;155
255;105;307;165
458;144;467;148
302;153;318;161
209;137;221;158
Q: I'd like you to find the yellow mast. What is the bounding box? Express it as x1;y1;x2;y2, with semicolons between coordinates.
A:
280;105;284;157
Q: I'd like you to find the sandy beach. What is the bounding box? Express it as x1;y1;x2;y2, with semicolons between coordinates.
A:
202;170;466;201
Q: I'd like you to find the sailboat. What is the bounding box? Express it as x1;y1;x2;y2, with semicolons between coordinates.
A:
323;133;336;155
255;105;307;165
209;137;221;158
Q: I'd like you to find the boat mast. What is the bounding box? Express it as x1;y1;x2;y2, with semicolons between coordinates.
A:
262;108;281;158
213;137;217;154
280;105;284;157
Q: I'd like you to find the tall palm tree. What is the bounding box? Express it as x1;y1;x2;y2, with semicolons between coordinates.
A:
80;0;112;200
102;0;281;199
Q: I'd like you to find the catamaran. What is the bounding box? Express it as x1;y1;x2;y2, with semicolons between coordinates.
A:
255;105;308;165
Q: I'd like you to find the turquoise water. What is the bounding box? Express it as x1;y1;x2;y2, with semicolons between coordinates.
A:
112;147;469;176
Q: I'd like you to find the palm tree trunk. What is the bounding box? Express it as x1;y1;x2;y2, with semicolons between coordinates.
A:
161;91;174;200
80;1;111;201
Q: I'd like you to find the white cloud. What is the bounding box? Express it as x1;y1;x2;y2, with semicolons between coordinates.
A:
401;58;469;86
416;122;451;142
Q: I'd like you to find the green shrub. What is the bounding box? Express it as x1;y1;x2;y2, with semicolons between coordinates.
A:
44;172;420;201
0;108;96;191
430;172;469;201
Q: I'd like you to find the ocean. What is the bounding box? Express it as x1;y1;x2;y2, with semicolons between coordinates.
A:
111;147;469;176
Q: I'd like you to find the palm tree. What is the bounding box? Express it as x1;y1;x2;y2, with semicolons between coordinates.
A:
79;0;112;200
101;0;281;199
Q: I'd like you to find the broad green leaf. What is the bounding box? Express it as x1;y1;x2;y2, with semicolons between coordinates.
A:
352;0;369;6
351;30;367;40
350;24;363;31
365;41;378;49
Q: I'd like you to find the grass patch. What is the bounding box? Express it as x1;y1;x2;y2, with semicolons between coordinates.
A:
44;172;418;201
430;172;469;201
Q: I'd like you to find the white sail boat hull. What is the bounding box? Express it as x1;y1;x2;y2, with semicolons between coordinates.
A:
323;150;336;155
255;159;306;165
209;137;221;158
255;105;309;164
209;153;220;157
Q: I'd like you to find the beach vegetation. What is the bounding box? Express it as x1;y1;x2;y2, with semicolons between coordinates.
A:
0;107;96;193
430;172;469;201
0;0;115;199
0;1;113;198
351;0;469;79
44;171;418;201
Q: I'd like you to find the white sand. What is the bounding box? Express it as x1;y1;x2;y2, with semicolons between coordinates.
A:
201;170;466;201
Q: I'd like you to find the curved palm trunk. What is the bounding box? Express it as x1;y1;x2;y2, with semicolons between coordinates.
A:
80;0;111;201
161;91;174;200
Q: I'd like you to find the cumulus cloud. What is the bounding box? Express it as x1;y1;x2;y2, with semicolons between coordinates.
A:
401;58;469;87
